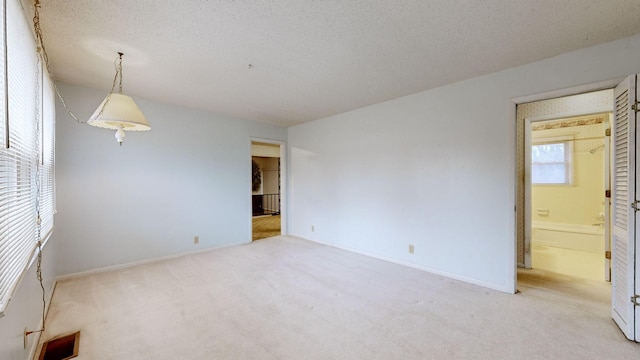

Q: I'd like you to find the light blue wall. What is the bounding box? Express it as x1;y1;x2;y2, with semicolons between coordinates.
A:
288;33;640;293
1;83;286;358
53;84;287;275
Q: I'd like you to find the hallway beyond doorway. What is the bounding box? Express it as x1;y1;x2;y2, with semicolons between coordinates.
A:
253;215;281;240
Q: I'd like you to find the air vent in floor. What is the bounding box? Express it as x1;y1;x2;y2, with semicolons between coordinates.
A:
38;331;80;360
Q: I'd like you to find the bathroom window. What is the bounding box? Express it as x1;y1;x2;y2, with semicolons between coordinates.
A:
531;140;573;185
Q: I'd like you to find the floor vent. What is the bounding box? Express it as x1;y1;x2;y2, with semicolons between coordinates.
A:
38;331;80;360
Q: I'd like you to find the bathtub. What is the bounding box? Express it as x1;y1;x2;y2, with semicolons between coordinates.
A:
531;221;605;253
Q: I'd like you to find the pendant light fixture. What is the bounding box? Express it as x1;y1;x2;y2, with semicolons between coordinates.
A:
88;52;151;145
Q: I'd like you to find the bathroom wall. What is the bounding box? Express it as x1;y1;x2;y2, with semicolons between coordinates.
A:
531;118;607;225
527;113;609;280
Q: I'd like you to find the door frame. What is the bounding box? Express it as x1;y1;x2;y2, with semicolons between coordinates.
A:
250;137;287;239
512;78;623;290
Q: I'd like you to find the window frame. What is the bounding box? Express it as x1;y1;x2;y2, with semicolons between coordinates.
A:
531;135;575;186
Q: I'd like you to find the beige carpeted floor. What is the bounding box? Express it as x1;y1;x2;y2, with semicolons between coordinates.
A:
38;236;639;359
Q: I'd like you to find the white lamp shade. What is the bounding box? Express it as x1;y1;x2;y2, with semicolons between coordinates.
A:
88;93;151;131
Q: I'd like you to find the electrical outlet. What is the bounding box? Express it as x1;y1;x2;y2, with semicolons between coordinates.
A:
408;244;414;254
194;236;199;244
311;225;315;232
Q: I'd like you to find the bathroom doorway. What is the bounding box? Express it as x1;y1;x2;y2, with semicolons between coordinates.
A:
527;112;611;281
515;78;640;342
517;89;614;282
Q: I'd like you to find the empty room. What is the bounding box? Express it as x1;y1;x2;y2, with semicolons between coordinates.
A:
2;0;640;359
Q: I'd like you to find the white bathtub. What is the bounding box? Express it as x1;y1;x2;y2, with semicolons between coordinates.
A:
531;221;604;253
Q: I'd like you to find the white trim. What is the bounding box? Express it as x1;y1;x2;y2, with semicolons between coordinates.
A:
508;100;517;295
511;79;622;104
55;242;242;282
297;236;515;294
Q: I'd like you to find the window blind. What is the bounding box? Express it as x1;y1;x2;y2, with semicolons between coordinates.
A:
1;0;5;149
0;0;55;316
40;65;55;238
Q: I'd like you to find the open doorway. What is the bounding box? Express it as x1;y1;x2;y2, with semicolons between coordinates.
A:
527;113;611;281
251;140;284;241
516;89;614;282
516;78;640;342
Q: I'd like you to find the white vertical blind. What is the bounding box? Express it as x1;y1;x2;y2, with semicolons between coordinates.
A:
40;65;55;237
0;0;5;149
0;0;55;315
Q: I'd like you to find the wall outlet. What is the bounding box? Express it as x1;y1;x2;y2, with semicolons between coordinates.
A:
311;225;315;232
408;244;414;254
194;236;199;244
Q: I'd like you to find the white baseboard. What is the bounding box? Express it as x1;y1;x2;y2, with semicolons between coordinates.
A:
293;235;513;294
56;242;245;282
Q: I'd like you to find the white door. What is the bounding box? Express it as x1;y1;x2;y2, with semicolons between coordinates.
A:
611;74;638;341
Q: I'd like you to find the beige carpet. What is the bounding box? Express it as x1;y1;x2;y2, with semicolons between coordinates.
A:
252;215;281;240
38;236;638;359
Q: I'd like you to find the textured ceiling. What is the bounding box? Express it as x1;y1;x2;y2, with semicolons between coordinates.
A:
34;0;640;127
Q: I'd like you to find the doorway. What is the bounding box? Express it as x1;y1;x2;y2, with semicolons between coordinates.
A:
517;89;614;280
251;140;284;241
515;78;639;342
526;112;611;281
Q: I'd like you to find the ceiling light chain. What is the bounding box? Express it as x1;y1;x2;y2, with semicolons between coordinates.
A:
32;0;151;145
111;52;124;94
93;52;126;122
32;0;83;123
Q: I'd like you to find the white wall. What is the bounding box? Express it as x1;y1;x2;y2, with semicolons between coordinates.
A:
54;84;286;276
287;33;640;293
0;240;58;359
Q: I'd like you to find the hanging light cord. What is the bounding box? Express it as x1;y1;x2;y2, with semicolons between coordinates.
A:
25;53;46;344
93;52;125;121
35;54;45;332
111;52;124;94
32;0;83;123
